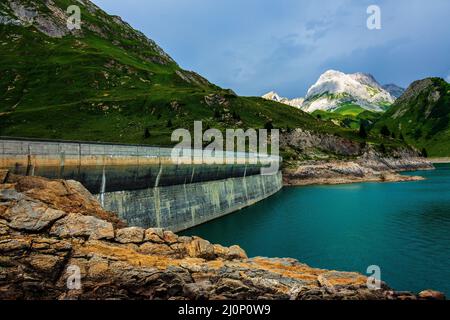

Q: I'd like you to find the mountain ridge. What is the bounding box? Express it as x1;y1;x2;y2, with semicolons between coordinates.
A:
262;91;304;109
382;84;405;99
262;70;403;115
374;77;450;156
302;70;394;113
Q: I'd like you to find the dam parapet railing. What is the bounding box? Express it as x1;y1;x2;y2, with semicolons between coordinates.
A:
0;137;283;231
0;136;279;165
0;137;280;192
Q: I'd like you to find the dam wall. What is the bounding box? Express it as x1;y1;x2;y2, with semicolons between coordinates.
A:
102;172;282;232
0;137;283;231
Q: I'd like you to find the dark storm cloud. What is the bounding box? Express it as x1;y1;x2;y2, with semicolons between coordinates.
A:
93;0;450;97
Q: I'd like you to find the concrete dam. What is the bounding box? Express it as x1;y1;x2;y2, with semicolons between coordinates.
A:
0;138;283;232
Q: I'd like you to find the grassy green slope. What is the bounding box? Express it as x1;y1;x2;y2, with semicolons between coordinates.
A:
335;103;367;116
373;78;450;157
313;104;382;130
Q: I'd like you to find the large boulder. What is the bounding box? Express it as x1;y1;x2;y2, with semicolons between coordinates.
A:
6;174;126;229
115;227;145;244
185;237;215;259
144;228;165;243
50;213;114;240
228;245;248;260
213;244;248;260
419;290;446;300
1;199;65;231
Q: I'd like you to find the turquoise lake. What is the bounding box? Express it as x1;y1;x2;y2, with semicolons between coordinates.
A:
182;163;450;296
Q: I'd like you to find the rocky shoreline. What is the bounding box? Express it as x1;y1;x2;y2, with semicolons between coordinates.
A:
280;128;435;186
283;156;433;187
429;157;450;164
0;170;445;300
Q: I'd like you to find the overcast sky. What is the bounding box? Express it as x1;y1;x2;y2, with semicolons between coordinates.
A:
93;0;450;98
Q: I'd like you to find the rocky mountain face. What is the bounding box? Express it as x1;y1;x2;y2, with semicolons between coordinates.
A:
283;160;426;186
382;84;405;99
280;128;366;158
262;91;304;109
301;70;395;113
0;0;176;64
282;148;433;186
280;127;434;186
0;171;444;300
279;126;432;161
374;78;450;156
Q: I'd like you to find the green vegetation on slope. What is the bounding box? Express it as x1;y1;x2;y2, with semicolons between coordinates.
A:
373;78;450;157
335;103;366;116
313;104;382;130
0;0;401;154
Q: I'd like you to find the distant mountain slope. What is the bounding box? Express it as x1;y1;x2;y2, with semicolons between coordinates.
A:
302;70;394;113
374;78;450;156
262;91;304;109
382;84;405;99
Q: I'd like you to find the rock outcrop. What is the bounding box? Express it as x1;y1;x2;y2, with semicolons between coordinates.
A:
382;84;405;99
282;137;434;186
280;127;434;185
0;173;444;300
280;128;364;158
4;173;126;229
283;160;429;186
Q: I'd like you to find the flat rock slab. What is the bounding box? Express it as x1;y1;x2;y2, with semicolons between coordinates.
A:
2;199;66;231
50;213;114;240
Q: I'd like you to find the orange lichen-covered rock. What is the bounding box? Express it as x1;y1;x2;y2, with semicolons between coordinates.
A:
419;290;446;300
115;227;145;244
50;213;114;240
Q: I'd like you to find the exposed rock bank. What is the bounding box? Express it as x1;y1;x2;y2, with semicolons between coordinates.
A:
0;171;444;300
280;128;435;184
429;158;450;164
283;148;434;186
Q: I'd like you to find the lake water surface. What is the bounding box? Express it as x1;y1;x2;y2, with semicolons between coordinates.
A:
182;163;450;296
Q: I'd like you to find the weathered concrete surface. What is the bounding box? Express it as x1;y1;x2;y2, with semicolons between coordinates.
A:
1;138;283;232
102;172;283;232
1;175;444;300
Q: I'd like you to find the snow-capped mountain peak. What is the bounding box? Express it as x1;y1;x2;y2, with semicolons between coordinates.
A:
262;91;283;102
262;91;304;109
302;70;395;113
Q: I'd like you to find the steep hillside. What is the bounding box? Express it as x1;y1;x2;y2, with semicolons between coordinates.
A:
0;0;359;147
374;78;450;156
382;84;405;99
302;70;394;113
0;0;409;161
312;107;381;130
